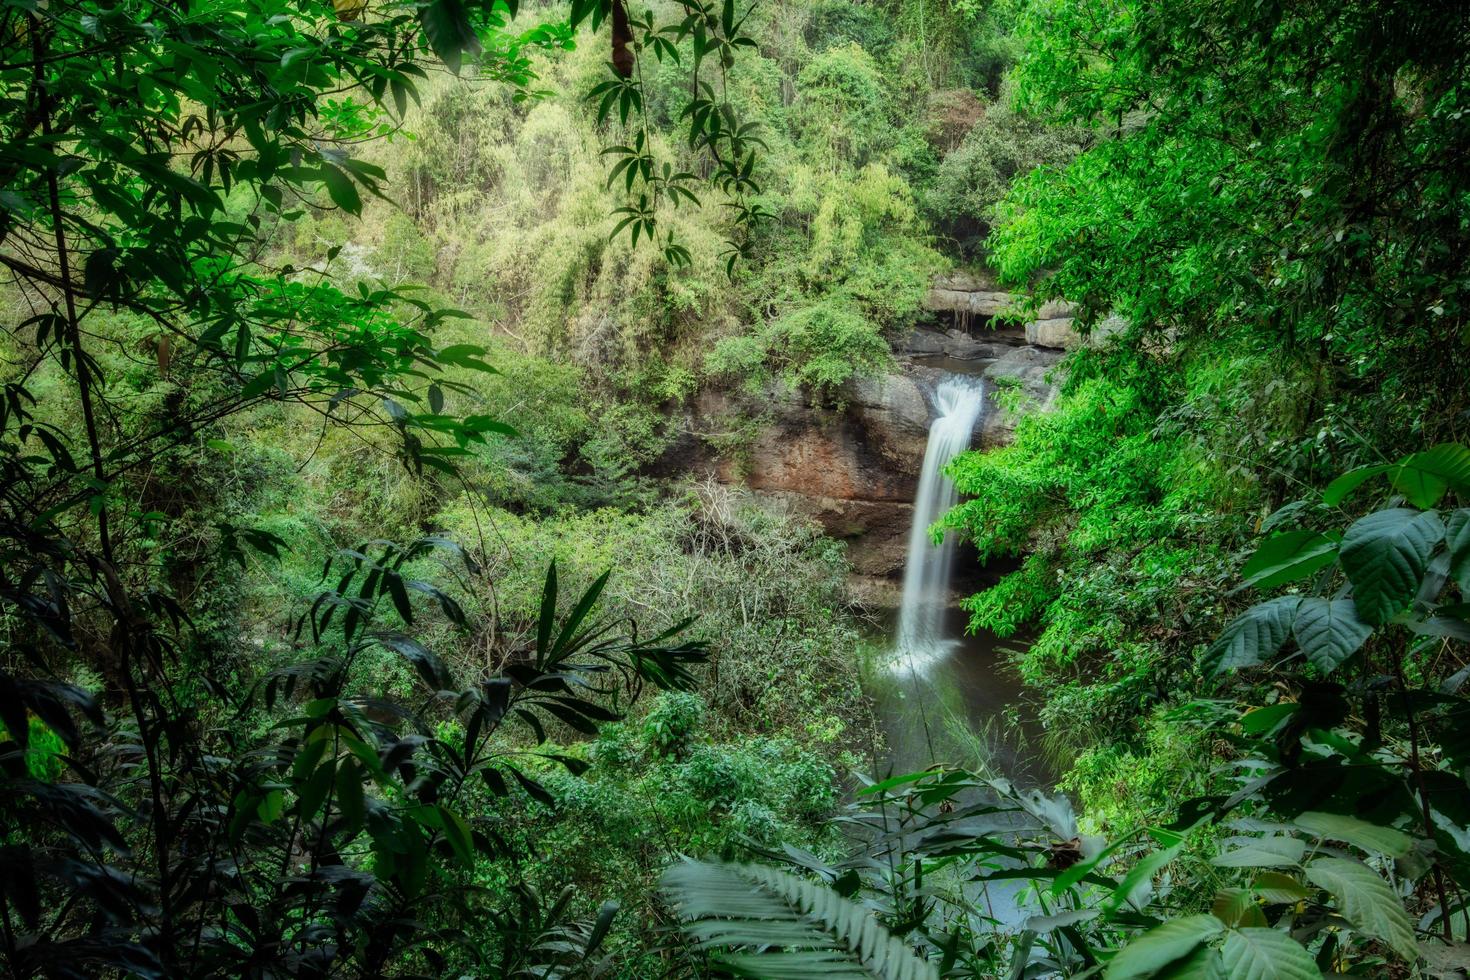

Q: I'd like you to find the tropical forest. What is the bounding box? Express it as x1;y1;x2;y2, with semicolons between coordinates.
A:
3;0;1470;976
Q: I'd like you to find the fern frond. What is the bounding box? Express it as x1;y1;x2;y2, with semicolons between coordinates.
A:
660;859;938;980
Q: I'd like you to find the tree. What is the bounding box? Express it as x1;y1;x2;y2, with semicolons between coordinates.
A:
0;0;753;972
991;0;1470;449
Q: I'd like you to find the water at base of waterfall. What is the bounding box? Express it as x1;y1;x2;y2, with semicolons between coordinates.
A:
891;377;986;672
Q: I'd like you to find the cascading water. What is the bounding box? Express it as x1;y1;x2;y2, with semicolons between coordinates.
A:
893;377;986;667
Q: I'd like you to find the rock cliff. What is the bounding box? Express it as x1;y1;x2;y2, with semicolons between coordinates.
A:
674;270;1094;580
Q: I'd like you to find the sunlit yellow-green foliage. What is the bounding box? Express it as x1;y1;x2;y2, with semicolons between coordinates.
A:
268;3;982;419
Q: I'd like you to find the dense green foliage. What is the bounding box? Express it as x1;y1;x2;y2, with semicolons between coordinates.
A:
4;0;1468;976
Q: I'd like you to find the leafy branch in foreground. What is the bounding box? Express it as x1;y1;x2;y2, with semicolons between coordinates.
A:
2;546;706;975
661;858;938;980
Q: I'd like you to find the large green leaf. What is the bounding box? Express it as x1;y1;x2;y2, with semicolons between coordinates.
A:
418;0;481;74
1446;509;1470;594
1305;858;1418;960
1219;928;1321;980
1323;464;1390;507
661;860;937;980
1210;597;1300;673
1156;946;1227;980
1290;598;1372;674
1293;812;1412;858
1249;872;1309;904
1240;532;1339;590
1105;915;1224;980
1211;836;1305;869
1338;508;1444;625
1393;444;1470;508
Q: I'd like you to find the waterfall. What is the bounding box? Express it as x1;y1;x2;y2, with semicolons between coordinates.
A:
894;378;986;665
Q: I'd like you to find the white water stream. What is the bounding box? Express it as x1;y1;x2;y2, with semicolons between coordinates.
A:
893;378;986;667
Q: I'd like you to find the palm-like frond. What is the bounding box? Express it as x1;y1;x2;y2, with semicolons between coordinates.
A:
660;859;938;980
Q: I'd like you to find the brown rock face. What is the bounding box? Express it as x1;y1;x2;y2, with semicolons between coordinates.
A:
733;411;916;504
666;270;1089;579
695;378;928;577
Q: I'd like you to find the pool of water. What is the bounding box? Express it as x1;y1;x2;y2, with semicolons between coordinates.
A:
864;606;1054;788
854;606;1063;931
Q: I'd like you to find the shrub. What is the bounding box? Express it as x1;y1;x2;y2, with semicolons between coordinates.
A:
643;691;707;758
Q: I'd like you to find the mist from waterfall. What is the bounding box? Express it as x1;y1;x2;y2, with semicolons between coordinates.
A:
894;378;986;667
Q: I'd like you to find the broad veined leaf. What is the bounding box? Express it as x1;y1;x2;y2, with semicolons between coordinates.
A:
1105;915;1224;980
1210;597;1300;673
1240;532;1339;590
1305;858;1418;959
1338;509;1444;625
1446;509;1470;594
1290;598;1372;674
1394;444;1470;508
1212;836;1306;869
1293;812;1412;858
1156;945;1227;980
1212;888;1264;928
1025;908;1101;932
1250;872;1309;905
1323;464;1391;507
1219;928;1321;980
419;0;481;74
1240;703;1296;735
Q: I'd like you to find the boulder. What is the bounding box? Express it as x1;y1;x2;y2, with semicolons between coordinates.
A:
979;347;1065;447
899;327;948;356
924;286;1016;319
901;326;1027;360
849;371;932;468
1024;316;1084;350
931;270;997;293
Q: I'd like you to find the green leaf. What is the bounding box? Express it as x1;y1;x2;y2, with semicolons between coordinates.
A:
1219;928;1321;980
536;562;558;664
297;757;337;822
374;632;450;689
1323;464;1390;507
1291;598;1372;674
1212;889;1264;928
1395;444;1470;508
257;790;284;824
1240;532;1339;590
436;805;476;866
1240;703;1295;735
1446;509;1470;594
1249;872;1309;904
1305;858;1418;960
1210;597;1300;673
1024;909;1101;932
1105;915;1224;980
320;163;362;214
661;859;938;980
1156;946;1226;980
419;0;481;74
548;568;609;661
1293;812;1412;857
1109;834;1185;910
335;757;365;837
1212;836;1306;869
1339;508;1444;624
